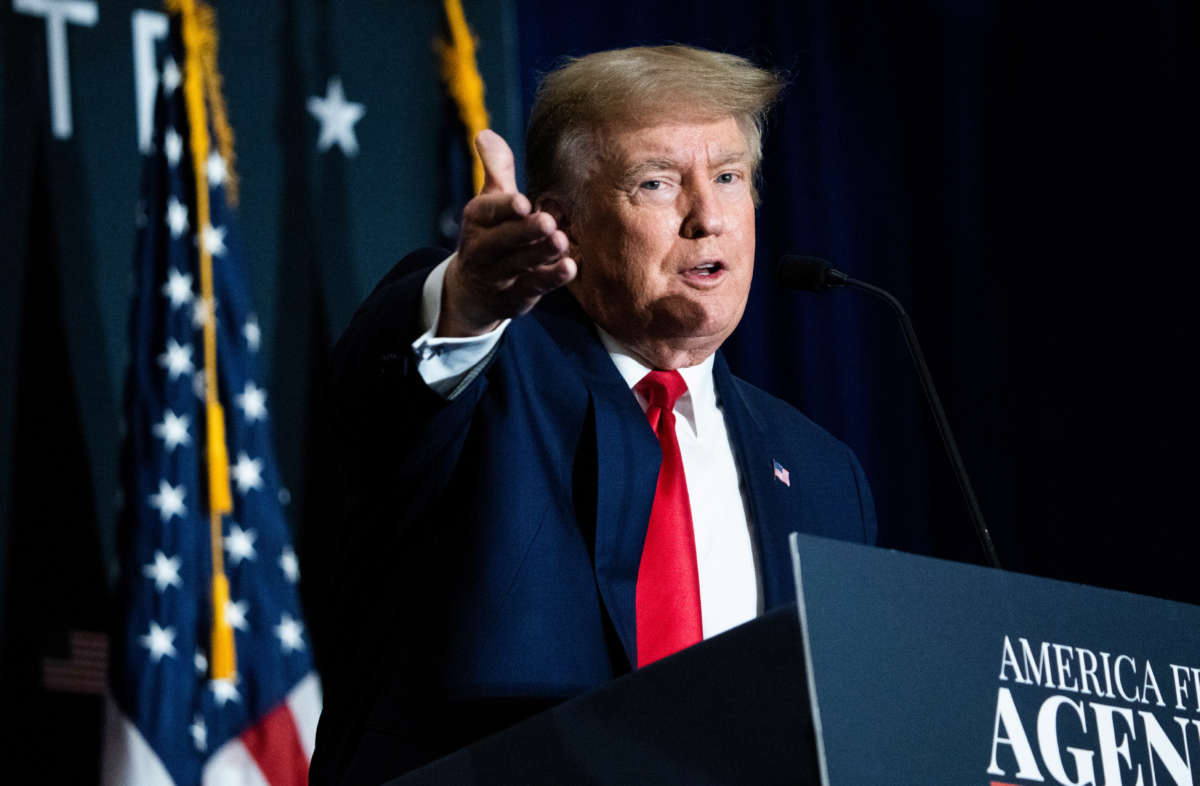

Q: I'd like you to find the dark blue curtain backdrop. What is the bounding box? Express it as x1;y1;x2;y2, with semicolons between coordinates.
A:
517;1;1191;599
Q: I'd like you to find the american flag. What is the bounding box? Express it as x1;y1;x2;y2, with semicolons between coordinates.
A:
104;7;319;785
773;460;791;487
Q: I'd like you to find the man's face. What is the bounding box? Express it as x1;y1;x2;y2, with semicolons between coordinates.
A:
564;116;757;370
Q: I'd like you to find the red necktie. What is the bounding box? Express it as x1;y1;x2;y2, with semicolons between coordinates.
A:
633;370;702;667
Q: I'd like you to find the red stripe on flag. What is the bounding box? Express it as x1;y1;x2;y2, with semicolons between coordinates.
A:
240;702;309;786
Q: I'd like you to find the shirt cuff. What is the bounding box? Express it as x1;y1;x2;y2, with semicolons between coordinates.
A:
411;254;509;396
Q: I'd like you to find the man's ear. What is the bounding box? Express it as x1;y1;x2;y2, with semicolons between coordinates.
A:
536;195;572;232
536;194;582;264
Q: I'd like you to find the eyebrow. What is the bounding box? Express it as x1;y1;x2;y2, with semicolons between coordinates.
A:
619;157;682;182
619;151;750;183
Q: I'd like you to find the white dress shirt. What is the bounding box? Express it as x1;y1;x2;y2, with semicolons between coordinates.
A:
411;256;760;639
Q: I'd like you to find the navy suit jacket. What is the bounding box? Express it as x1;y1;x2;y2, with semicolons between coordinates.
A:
308;248;877;784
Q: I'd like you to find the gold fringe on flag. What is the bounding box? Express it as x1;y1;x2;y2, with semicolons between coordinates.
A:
169;0;237;681
436;0;491;194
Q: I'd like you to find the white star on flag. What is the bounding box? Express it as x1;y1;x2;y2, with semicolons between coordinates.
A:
307;76;365;156
139;621;177;662
192;368;206;400
148;479;186;522
152;410;191;452
158;338;194;380
166;196;189;238
161;268;193;309
164;128;183;167
191;296;216;330
161;56;181;96
243;315;261;352
190;714;206;752
225;599;249;631
210;677;241;706
194;650;208;674
206;150;227;188
200;223;227;257
142;550;182;592
275;613;305;654
236;380;268;422
225;523;257;565
279;546;299;583
232;452;264;494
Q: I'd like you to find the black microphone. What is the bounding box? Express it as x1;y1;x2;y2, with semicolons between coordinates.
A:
774;255;848;292
775;255;1003;570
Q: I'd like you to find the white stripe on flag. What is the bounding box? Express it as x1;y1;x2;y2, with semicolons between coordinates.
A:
102;696;174;786
285;672;322;758
202;737;271;786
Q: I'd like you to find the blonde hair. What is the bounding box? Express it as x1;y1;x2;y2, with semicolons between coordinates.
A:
525;45;784;205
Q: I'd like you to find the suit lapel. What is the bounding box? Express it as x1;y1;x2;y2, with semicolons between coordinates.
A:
533;293;801;659
534;292;658;668
712;355;796;610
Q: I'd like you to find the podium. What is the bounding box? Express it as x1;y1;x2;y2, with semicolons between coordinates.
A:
393;535;1200;785
392;601;819;785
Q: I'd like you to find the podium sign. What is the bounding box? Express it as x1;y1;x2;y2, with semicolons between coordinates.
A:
790;533;1200;786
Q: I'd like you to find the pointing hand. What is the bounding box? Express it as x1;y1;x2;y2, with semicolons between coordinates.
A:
439;130;577;337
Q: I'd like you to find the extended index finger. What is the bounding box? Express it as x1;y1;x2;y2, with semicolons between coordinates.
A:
476;129;518;194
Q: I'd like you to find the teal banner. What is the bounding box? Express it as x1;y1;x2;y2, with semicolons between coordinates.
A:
792;534;1200;786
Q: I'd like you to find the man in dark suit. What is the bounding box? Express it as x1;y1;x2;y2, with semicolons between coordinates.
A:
309;45;876;784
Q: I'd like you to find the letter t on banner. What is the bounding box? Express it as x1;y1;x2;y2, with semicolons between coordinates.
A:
13;0;99;139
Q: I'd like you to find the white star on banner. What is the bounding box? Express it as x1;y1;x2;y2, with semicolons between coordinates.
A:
236;380;267;422
206;150;227;188
279;546;299;583
190;714;206;752
152;410;191;452
161;268;193;309
158;338;194;380
225;523;257;565
200;223;227;257
232;452;264;494
225;599;249;631
162;56;181;96
140;621;177;662
166;196;189;238
142;550;182;592
307;77;365;156
148;479;186;522
275;613;305;654
210;677;240;706
243;315;261;353
164;127;182;167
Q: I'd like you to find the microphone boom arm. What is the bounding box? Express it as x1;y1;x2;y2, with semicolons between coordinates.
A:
840;274;1003;570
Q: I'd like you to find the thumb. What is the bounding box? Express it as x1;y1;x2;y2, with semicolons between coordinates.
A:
475;129;518;194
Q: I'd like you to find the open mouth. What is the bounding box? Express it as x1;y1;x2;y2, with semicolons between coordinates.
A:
685;261;724;278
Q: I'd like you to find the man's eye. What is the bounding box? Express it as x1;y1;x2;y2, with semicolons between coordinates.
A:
640;180;662;191
715;172;737;184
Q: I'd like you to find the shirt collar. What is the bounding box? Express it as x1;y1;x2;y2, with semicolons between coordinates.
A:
595;326;716;438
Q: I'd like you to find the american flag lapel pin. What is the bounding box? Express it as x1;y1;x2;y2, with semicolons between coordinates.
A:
773;459;791;487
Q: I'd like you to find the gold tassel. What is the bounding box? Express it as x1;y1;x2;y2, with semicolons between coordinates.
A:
209;572;236;679
437;0;490;194
172;0;239;678
205;401;233;514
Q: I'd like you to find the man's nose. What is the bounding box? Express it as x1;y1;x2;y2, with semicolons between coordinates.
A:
680;181;726;239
